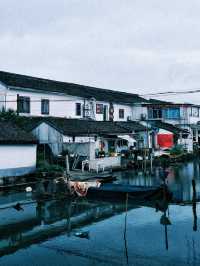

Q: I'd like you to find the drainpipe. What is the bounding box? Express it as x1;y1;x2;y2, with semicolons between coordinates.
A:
4;92;7;112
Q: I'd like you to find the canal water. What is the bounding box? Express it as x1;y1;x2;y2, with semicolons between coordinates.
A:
0;160;200;266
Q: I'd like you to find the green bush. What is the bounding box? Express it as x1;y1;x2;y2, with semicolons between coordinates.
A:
170;145;184;156
36;160;64;175
0;109;18;119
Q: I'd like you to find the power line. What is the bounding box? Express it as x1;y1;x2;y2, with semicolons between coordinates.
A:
140;89;200;97
0;99;78;103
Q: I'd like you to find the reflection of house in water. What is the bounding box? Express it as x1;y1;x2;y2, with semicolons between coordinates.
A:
166;161;200;202
113;161;200;202
0;198;140;257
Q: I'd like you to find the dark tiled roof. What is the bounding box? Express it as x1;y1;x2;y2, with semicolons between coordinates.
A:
44;117;131;135
15;116;131;136
149;120;189;135
144;98;192;107
148;99;173;104
115;121;146;132
0;71;148;104
13;116;44;132
0;119;37;144
190;124;200;130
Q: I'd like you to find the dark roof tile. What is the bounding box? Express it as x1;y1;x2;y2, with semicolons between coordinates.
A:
0;119;37;144
14;116;131;135
115;121;146;132
149;120;189;135
0;71;148;104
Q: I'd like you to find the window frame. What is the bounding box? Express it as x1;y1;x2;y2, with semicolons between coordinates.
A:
17;95;30;114
163;108;180;119
119;109;125;119
41;99;49;115
76;102;82;116
148;108;162;119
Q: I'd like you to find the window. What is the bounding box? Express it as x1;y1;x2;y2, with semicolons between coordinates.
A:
41;99;49;115
17;95;30;113
96;104;104;114
163;108;180;119
119;109;124;119
191;107;199;117
76;103;81;116
148;108;162;119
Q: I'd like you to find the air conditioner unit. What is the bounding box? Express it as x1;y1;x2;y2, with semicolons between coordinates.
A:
140;114;146;120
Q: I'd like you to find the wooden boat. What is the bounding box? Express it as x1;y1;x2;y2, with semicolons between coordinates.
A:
85;175;117;183
85;183;171;202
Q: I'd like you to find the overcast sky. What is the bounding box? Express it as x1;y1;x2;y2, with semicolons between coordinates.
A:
1;0;200;103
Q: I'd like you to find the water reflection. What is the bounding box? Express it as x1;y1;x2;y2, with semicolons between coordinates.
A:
0;197;137;257
0;160;200;265
1;199;198;266
116;159;200;202
0;193;172;259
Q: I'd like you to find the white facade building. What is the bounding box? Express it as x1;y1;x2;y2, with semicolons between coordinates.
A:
0;71;147;122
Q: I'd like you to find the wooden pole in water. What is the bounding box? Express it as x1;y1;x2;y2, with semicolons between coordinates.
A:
192;179;197;231
66;155;70;175
124;193;129;266
150;153;153;174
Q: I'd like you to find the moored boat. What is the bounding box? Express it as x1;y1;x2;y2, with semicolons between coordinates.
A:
85;183;171;202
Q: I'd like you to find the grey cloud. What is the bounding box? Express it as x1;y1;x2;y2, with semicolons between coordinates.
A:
1;0;200;103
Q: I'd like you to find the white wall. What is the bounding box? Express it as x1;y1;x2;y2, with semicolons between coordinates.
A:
5;88;85;118
33;122;63;155
63;142;95;160
4;86;146;122
113;103;132;121
95;102;145;122
0;82;7;111
132;105;148;121
89;156;121;170
0;144;37;177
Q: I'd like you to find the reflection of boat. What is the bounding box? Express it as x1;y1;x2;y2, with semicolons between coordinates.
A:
86;184;171;202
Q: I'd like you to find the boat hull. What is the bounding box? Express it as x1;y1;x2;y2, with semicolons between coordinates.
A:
86;184;171;202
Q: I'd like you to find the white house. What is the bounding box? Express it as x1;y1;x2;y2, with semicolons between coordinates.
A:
0;70;199;155
0;120;37;179
0;71;148;122
144;99;200;126
20;117;142;171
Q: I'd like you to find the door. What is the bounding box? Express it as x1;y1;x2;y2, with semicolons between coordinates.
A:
103;105;108;121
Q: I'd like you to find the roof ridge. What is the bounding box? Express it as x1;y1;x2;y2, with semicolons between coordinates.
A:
0;70;142;99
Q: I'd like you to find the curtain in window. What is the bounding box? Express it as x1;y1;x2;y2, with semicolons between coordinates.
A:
163;108;180;119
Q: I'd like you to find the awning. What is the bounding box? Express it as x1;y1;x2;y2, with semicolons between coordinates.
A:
118;135;136;147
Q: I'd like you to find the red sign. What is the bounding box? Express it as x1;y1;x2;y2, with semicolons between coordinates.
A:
157;134;174;148
96;104;103;114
